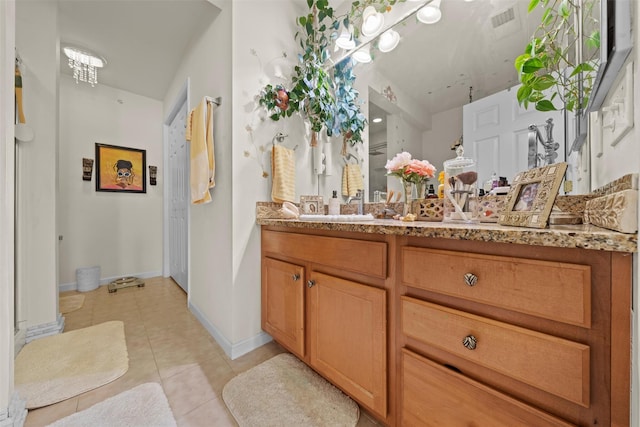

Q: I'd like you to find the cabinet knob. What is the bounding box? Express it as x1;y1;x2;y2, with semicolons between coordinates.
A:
292;273;300;281
462;335;477;350
464;273;478;287
307;280;316;288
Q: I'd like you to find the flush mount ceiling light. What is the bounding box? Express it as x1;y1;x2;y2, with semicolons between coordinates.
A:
352;44;372;63
336;25;356;50
361;6;385;37
63;45;106;87
377;29;400;53
417;0;442;24
372;117;383;123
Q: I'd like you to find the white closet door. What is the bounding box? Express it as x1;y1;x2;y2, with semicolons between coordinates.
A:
463;86;564;187
168;101;189;292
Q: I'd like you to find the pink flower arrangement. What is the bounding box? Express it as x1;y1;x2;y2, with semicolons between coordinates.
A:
385;152;437;184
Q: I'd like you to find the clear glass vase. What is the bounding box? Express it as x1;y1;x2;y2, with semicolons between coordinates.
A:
402;180;413;216
415;181;427;200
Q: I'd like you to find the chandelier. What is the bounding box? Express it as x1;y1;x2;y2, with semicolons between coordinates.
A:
63;46;106;87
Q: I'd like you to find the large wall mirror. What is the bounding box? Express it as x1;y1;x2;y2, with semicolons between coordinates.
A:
329;0;625;202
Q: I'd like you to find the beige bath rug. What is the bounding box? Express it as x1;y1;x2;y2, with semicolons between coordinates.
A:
15;320;129;409
222;353;359;427
59;294;85;314
46;383;176;427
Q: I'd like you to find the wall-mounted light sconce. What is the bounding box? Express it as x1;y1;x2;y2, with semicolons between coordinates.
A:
353;44;373;63
149;165;157;186
82;158;94;181
377;29;400;53
336;24;356;50
417;0;442;24
361;6;385;37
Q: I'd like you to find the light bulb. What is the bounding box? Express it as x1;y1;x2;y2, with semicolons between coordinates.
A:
417;0;442;24
377;29;400;53
352;45;372;63
361;6;384;37
335;25;356;50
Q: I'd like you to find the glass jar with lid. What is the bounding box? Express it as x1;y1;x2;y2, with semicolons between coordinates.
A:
443;146;479;223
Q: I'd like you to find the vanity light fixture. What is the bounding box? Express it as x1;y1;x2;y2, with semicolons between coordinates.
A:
377;29;400;53
361;6;385;37
417;0;442;24
63;45;106;87
336;25;356;50
352;44;373;63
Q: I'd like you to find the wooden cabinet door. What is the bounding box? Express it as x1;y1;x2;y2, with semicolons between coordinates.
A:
308;271;387;418
262;257;305;358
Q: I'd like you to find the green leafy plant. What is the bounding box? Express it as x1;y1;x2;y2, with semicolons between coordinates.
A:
258;0;339;146
338;0;405;40
515;0;599;112
258;0;404;149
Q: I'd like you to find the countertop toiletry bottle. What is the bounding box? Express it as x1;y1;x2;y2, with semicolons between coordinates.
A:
491;172;499;190
426;184;438;198
328;190;340;215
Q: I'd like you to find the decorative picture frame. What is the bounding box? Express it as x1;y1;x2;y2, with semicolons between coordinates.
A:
498;162;567;229
299;195;324;215
95;143;147;193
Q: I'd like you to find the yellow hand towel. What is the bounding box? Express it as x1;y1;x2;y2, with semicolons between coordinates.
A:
342;164;364;197
271;145;296;203
186;97;216;204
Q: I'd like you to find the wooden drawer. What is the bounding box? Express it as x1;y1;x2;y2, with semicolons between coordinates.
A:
262;230;387;278
402;247;591;327
401;349;576;427
401;296;590;406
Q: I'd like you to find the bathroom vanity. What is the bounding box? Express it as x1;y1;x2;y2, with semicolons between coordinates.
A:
258;214;635;426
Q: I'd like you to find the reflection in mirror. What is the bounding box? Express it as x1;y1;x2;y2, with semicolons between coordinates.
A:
357;0;582;199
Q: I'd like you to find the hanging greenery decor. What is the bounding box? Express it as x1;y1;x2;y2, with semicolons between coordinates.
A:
258;0;403;149
514;0;599;112
328;59;367;155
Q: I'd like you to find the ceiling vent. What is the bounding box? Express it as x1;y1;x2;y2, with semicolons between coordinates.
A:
491;7;515;28
490;7;521;40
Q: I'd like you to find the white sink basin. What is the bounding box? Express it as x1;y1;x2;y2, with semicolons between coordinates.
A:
298;214;375;222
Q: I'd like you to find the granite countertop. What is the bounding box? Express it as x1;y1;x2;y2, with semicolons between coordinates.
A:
256;205;637;253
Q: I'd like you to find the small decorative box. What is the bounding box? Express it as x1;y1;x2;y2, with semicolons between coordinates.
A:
584;189;638;234
477;195;506;223
413;199;444;222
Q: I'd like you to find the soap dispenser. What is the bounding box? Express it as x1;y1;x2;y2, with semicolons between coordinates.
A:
328;190;340;215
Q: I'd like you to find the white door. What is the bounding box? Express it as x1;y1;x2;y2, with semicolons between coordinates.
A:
168;101;189;291
463;86;565;189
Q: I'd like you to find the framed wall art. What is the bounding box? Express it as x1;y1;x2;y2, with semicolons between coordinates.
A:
95;143;147;193
498;162;567;229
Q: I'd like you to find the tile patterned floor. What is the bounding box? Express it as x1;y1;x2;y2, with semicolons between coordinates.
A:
24;277;381;426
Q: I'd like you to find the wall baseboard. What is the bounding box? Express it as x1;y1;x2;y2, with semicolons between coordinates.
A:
25;314;64;343
188;300;272;360
58;270;162;292
0;391;27;427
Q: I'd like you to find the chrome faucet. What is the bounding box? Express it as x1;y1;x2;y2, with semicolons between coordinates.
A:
346;189;364;215
528;118;560;168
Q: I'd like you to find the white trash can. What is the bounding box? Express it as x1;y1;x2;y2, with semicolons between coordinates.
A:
76;266;100;292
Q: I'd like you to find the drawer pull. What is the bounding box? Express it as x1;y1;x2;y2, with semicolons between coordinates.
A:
292;274;300;281
307;280;316;288
463;273;478;287
462;335;477;350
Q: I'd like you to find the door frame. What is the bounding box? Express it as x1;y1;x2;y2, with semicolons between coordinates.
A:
163;79;190;286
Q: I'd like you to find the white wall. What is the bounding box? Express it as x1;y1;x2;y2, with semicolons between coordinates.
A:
58;76;164;286
423;106;462;174
15;0;58;329
231;0;309;352
0;0;15;418
164;1;236;346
